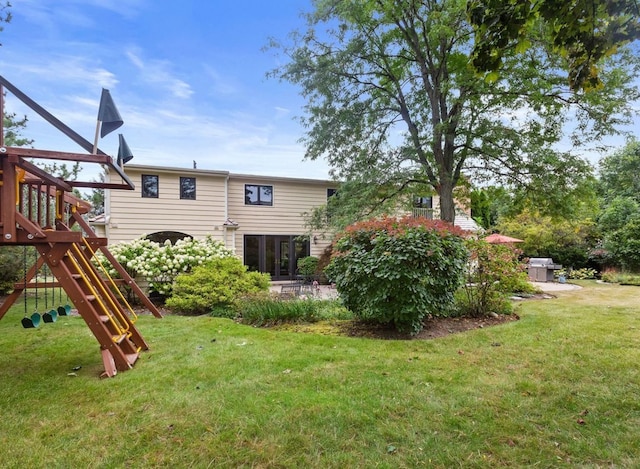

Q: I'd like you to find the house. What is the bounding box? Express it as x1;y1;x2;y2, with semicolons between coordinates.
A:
95;164;480;281
97;164;337;281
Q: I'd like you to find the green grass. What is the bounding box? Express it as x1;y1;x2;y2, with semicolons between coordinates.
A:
1;281;640;467
237;296;352;326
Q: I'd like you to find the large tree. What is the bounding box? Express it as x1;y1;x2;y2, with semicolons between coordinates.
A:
468;0;640;91
272;0;639;224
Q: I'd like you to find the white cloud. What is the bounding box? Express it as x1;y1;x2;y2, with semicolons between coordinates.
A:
202;65;240;96
126;48;193;99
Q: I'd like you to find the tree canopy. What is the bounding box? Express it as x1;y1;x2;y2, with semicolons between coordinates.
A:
272;0;639;224
598;139;640;204
467;0;640;91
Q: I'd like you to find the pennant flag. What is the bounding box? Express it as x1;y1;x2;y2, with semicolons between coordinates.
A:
98;88;123;137
117;134;134;165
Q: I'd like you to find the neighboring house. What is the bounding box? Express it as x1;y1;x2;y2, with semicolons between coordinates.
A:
94;164;481;281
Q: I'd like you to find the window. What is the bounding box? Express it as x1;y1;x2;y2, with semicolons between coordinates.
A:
146;231;191;245
180;177;196;200
414;196;433;209
327;188;337;199
245;184;273;206
142;174;159;198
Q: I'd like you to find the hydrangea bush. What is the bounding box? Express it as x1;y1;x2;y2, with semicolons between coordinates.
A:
325;216;469;334
95;235;234;295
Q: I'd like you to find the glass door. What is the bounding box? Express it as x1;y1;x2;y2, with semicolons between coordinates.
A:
277;238;290;278
243;235;310;281
264;236;290;281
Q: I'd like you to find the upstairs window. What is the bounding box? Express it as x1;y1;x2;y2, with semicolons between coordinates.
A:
180;177;196;200
414;196;433;209
142;174;159;198
245;184;273;206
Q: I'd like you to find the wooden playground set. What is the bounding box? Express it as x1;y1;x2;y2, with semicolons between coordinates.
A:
0;76;162;377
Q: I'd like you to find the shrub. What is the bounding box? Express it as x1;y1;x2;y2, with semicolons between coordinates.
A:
600;269;640;285
457;240;530;317
296;256;319;277
0;246;26;295
165;257;270;315
95;235;234;296
236;294;351;326
557;267;598;280
325;216;468;334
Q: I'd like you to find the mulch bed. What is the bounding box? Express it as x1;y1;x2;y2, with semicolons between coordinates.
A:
334;313;520;340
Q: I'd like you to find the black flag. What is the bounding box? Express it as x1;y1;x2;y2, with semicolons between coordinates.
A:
98;89;123;137
117;134;134;165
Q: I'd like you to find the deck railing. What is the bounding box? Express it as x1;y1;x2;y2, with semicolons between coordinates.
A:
411;207;435;219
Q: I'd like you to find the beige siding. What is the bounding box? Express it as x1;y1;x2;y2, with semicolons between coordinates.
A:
106;166;228;245
227;175;334;260
99;165;337;260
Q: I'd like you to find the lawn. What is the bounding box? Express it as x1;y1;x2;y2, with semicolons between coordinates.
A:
1;281;639;467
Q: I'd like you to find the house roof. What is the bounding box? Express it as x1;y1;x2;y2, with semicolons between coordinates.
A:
116;164;337;186
454;212;483;233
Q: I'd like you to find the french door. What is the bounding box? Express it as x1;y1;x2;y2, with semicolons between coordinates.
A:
244;235;310;281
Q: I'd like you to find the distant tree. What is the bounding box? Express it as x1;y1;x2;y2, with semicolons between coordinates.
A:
467;0;640;90
272;0;638;224
3;113;33;147
597;196;640;271
598;139;640;204
496;208;597;268
0;1;11;41
84;169;105;216
470;186;510;230
35;161;82;181
0;4;25;147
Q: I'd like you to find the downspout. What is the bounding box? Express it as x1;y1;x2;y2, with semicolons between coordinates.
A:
224;174;229;249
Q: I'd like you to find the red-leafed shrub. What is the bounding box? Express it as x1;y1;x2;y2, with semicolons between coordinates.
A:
458;239;533;317
325;216;469;334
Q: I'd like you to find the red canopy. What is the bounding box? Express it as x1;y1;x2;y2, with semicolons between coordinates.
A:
484;233;524;244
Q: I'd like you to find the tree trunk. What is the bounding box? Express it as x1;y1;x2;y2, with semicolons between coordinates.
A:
438;180;456;224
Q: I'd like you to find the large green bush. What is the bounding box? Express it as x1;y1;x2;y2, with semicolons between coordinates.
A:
165;257;270;315
325;216;469;334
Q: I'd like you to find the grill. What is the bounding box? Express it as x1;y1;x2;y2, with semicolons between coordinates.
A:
527;257;563;282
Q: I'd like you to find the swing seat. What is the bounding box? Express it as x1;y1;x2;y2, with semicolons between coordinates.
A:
57;304;72;316
22;313;42;329
43;309;58;323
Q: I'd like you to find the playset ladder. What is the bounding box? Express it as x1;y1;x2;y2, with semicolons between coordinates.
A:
35;239;148;377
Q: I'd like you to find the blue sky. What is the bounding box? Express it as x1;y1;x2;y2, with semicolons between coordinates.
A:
1;0;328;181
1;1;638;185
